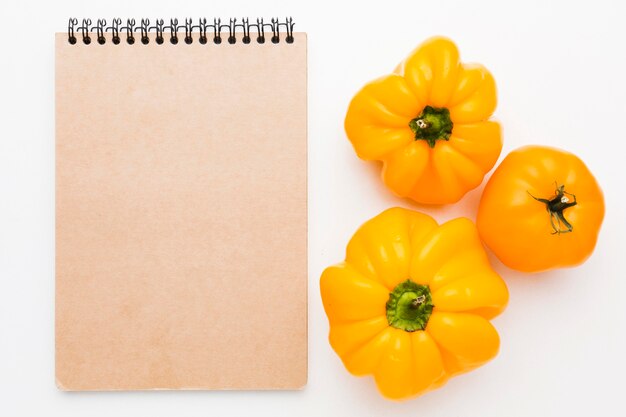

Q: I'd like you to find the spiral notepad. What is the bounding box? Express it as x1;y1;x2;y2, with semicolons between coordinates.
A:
55;17;307;391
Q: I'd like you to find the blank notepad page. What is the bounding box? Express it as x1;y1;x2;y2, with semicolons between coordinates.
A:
55;26;307;391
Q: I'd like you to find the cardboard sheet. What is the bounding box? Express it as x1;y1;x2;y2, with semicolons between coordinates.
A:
55;33;307;390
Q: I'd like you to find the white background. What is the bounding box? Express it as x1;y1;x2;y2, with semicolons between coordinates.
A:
1;0;625;416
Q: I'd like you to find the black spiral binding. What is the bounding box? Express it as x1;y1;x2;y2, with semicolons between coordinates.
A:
67;17;295;45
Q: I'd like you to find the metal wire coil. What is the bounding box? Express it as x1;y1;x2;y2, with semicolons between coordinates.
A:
67;17;295;45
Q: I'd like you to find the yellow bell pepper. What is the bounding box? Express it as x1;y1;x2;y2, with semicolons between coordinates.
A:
320;207;509;400
344;37;502;204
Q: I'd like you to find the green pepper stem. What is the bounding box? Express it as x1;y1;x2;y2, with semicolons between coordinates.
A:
386;280;433;332
409;106;453;148
528;184;577;234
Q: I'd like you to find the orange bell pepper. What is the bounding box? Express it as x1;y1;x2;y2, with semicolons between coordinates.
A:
477;145;605;272
345;37;502;204
320;208;509;400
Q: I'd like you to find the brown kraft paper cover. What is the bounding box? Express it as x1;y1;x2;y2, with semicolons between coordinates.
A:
55;32;308;390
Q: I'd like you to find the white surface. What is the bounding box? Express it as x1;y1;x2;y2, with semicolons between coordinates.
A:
1;0;625;415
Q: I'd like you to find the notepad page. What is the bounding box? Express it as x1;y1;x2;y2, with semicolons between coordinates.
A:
55;33;307;390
